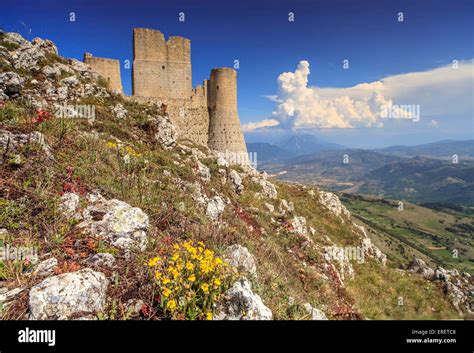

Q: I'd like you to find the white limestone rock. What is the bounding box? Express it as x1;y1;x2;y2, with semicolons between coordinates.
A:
279;199;294;215
292;216;308;236
0;71;24;96
224;245;257;276
0;130;53;160
79;196;148;251
408;258;435;279
31;37;58;55
253;177;277;199
87;253;116;268
228;170;244;194
264;202;275;213
28;268;108;320
213;278;272;320
60;75;79;87
206;196;225;221
303;303;328;320
32;258;58;277
112;103;127;119
59;192;81;219
196;160;211;183
217;155;229;167
318;191;350;219
153;116;177;149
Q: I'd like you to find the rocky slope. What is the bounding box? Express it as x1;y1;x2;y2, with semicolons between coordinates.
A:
0;31;472;320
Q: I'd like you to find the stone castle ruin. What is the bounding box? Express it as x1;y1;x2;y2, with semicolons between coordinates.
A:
83;53;122;94
83;28;248;164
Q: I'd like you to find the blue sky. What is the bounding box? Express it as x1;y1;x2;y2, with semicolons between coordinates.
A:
2;0;473;147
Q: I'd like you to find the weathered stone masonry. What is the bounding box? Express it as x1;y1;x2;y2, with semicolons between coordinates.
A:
83;28;248;163
83;53;122;94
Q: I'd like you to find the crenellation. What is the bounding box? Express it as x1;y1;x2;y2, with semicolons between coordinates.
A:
132;29;192;99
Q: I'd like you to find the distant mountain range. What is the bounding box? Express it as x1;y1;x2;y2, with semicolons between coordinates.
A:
247;134;344;164
249;136;474;206
374;140;474;158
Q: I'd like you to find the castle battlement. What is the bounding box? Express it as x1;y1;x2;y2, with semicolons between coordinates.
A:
132;28;192;100
83;28;248;164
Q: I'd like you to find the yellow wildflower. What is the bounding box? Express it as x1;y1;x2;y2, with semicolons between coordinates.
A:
188;274;196;282
201;283;209;293
155;271;162;280
213;278;221;287
171;253;180;261
167;299;177;310
148;256;161;267
171;268;180;280
162;277;171;285
162;287;172;298
185;262;194;271
206;311;213;320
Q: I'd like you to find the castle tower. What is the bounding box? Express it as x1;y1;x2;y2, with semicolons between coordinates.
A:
83;53;122;94
132;28;192;99
208;68;248;164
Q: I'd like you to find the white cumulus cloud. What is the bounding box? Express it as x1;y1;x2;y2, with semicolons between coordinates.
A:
242;119;280;132
246;59;473;132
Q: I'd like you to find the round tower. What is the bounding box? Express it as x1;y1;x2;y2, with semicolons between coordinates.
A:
208;68;248;165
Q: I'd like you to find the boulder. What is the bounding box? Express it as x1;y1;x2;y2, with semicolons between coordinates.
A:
32;258;58;277
41;65;61;78
302;303;328;320
0;72;23;96
59;192;81;219
292;216;308;236
228;170;244;194
28;268;108;320
79;195;148;251
264;202;275;213
213;278;272;320
279;199;294;215
13;45;46;70
31;37;58;55
112;103;127;119
0;130;53;160
319;191;350;219
153;116;177;149
1;32;31;47
60;75;79;87
224;245;257;276
206;196;225;221
259;179;277;199
87;253;116;268
196;160;211;182
217;155;229;167
361;236;387;266
407;258;435;279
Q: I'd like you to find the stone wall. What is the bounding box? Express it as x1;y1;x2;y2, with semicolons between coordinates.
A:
132;28;192;100
133;83;210;146
83;53;122;94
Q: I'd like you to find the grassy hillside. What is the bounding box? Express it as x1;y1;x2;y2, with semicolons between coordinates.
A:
341;194;474;274
0;31;468;320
